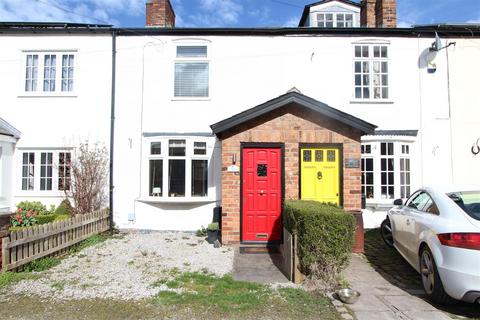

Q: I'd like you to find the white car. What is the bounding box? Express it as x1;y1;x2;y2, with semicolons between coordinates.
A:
381;187;480;304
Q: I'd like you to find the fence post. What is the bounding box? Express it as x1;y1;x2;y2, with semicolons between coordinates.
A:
1;236;10;272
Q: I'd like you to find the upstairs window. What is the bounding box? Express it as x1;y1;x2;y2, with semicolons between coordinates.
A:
23;52;75;94
174;46;209;98
354;44;389;100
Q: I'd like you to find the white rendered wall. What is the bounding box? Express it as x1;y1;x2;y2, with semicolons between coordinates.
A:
447;39;480;187
0;34;112;210
113;34;451;231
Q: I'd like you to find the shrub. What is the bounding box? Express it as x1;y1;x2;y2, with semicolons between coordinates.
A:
284;200;356;288
196;226;207;237
36;214;70;225
11;208;37;227
16;201;49;215
207;222;219;231
54;199;72;216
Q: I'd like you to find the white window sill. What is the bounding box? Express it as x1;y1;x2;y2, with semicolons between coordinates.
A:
171;97;211;102
137;197;216;204
15;191;68;198
18;93;77;98
350;100;394;104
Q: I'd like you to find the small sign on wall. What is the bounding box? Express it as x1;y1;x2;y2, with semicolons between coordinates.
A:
227;165;240;172
345;158;360;168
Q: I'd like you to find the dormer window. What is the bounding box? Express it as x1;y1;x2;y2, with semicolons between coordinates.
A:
317;13;353;28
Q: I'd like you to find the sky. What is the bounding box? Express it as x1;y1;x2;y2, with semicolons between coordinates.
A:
0;0;479;28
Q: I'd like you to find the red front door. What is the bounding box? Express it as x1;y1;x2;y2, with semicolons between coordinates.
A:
242;147;282;242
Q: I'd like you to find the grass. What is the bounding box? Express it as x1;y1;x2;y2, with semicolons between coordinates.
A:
0;271;39;289
24;256;61;272
153;272;269;312
152;272;341;319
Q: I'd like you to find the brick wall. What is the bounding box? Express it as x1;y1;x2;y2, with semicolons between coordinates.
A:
146;0;175;28
361;0;396;28
218;104;362;244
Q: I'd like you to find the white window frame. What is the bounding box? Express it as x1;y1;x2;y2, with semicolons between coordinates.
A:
142;136;215;202
361;139;414;204
20;50;77;97
17;149;73;195
316;12;354;27
173;45;210;100
352;43;390;101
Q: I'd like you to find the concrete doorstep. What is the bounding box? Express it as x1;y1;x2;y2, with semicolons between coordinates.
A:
232;246;290;284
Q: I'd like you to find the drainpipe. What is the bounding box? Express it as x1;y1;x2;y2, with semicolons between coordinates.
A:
109;30;117;232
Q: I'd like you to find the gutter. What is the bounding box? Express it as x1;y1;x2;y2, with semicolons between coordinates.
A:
109;30;117;232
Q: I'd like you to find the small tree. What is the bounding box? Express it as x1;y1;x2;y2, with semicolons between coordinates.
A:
65;141;108;215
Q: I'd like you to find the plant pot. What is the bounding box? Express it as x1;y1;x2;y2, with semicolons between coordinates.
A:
207;229;219;244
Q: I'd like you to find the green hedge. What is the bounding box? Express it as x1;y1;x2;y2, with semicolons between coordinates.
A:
285;200;356;285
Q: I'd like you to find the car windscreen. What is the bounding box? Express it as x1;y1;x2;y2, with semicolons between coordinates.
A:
447;191;480;221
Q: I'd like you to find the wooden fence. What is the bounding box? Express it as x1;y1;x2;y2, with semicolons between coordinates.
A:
1;208;110;272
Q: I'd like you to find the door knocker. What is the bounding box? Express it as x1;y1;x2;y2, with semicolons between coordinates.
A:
472;138;480;156
317;171;323;180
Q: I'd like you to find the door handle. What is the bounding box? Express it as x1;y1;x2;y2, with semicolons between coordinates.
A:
406;219;411;226
260;190;264;195
317;171;323;180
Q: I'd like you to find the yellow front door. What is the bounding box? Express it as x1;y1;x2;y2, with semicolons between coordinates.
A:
300;148;340;205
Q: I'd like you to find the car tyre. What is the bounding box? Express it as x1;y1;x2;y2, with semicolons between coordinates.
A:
380;218;394;248
419;246;457;305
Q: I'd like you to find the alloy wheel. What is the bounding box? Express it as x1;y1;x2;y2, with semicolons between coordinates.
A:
421;249;435;295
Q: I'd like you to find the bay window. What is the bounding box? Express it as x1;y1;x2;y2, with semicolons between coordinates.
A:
361;141;413;202
146;138;211;199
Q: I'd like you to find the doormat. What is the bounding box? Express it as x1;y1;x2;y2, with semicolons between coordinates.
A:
239;246;280;254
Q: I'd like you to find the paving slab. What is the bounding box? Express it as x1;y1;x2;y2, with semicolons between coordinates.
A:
403;311;453;320
343;254;455;320
354;311;399;320
232;246;289;284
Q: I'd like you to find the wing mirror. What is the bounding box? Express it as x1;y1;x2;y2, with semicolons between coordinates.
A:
393;199;403;206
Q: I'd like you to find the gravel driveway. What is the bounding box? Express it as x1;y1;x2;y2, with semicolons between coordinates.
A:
2;232;234;301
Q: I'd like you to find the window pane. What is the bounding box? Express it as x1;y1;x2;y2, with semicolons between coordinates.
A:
169;160;185;197
381;46;388;58
174;63;209;97
362;46;369;57
192;160;208;197
194;142;207;155
303;150;311;162
354;61;361;73
43;55;56;92
366;158;373;171
355;75;361;86
327;150;336;162
355;46;362;58
151;142;161;155
149;159;163;196
355;87;362;98
169;140;186;156
40;152;53;191
177;46;207;58
315;150;323;162
61;55;74;92
58;152;72;191
25;54;38;92
374;46;380;57
22;152;35;191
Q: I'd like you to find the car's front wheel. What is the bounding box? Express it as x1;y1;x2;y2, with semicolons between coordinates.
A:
380;218;394;248
419;246;457;305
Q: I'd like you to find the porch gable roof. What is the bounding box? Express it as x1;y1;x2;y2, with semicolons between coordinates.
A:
210;91;377;136
0;117;21;139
